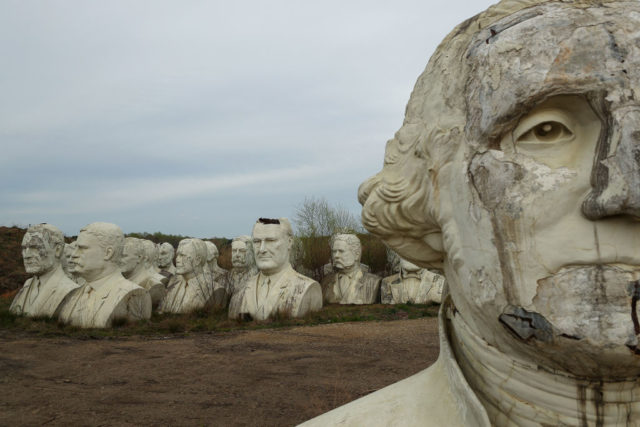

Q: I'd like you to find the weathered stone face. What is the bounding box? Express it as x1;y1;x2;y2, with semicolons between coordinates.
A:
158;243;174;268
458;4;640;378
231;240;249;268
175;241;198;275
360;1;640;379
22;232;56;275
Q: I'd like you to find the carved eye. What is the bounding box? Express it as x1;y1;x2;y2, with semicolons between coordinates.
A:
517;121;573;144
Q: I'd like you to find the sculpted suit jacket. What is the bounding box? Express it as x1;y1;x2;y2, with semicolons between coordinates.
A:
159;273;214;314
57;271;152;328
380;270;445;304
128;268;166;308
10;266;80;318
229;265;322;320
322;268;382;305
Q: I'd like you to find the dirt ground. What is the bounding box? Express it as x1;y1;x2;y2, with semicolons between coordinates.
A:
0;318;439;426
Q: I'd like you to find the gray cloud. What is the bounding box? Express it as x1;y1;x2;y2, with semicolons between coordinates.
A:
0;0;494;237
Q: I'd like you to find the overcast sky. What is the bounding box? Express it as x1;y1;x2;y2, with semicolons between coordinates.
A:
1;0;495;238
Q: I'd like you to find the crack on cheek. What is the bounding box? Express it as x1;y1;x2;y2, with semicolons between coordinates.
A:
498;305;554;342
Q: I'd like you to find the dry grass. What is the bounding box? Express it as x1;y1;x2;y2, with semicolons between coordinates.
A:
0;294;438;339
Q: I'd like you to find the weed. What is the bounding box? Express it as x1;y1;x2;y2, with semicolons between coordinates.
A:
0;297;439;339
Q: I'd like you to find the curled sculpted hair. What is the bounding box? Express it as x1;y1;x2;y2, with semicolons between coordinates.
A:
330;233;362;261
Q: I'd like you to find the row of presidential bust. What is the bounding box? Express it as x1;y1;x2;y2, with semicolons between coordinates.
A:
11;219;444;328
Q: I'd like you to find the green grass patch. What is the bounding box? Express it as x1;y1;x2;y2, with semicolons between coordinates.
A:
0;297;438;339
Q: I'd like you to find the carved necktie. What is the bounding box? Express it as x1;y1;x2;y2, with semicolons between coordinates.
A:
28;276;41;306
257;276;271;318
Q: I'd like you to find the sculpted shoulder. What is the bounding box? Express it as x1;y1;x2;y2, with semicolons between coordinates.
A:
382;273;401;286
111;274;148;295
289;269;319;289
300;359;464;427
363;272;382;284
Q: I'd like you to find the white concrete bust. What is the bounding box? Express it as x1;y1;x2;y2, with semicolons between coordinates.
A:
302;1;640;425
204;240;228;307
120;237;166;308
157;242;176;278
229;218;322;320
159;238;217;313
57;222;151;328
227;235;257;295
321;234;381;305
205;241;228;282
140;239;169;287
62;240;85;285
10;224;80;318
381;258;445;305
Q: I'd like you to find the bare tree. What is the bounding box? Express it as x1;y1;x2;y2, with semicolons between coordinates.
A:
292;197;363;281
293;197;362;237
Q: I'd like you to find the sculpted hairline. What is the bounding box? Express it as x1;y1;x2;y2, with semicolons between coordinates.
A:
178;238;207;266
252;218;293;239
330;234;362;260
124;237;144;257
79;223;124;260
24;224;65;251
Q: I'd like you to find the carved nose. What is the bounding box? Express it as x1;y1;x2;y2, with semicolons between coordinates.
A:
582;106;640;220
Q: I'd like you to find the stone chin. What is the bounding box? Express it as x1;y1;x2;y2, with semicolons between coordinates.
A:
24;263;47;275
332;263;345;270
255;257;276;271
499;264;640;379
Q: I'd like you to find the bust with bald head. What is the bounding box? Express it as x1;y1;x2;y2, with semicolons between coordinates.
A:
10;224;80;317
303;1;640;425
229;218;322;321
57;222;152;328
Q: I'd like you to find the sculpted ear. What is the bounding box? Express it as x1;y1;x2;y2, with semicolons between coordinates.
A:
104;246;115;261
54;243;64;259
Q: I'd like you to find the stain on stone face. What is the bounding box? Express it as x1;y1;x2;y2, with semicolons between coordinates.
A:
499;305;553;342
469;151;524;214
582;106;640;220
533;265;640;348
